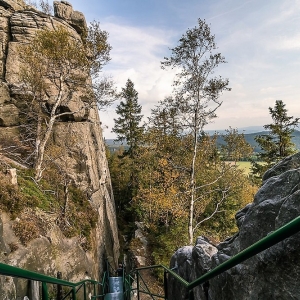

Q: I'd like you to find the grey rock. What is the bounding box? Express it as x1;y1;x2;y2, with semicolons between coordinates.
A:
168;238;217;300
0;1;119;298
0;7;13;79
53;1;87;34
0;82;10;104
0;103;19;126
263;152;300;182
0;0;26;11
169;153;300;299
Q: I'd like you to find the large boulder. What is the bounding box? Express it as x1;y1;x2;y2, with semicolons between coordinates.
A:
53;1;87;34
0;0;25;11
0;1;119;298
168;237;217;300
169;152;300;299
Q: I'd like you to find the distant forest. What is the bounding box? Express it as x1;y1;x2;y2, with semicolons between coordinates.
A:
105;130;300;154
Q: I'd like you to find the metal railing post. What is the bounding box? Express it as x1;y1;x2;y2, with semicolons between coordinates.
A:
71;287;76;300
136;270;140;300
57;271;63;300
188;289;194;300
164;270;168;300
83;282;87;300
42;282;49;300
93;282;96;298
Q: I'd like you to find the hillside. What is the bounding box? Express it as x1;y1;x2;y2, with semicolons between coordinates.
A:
105;130;300;153
215;130;300;152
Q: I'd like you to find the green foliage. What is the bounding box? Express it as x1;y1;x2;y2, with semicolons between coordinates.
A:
85;21;112;76
0;165;98;250
161;18;231;244
108;148;134;220
0;182;37;216
18;22;113;180
131;126;257;256
149;221;188;269
0;168;52;216
55;185;98;251
112;79;144;158
110;80;145;230
221;127;253;161
251;100;299;182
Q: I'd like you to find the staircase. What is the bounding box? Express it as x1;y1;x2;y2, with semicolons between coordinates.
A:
104;276;124;300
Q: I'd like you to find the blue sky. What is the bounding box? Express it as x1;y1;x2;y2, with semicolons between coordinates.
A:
69;0;300;138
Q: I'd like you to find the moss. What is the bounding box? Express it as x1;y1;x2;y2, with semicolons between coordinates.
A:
0;165;98;251
61;186;98;251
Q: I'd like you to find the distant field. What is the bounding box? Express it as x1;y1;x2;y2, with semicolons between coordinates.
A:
226;161;252;175
236;161;252;174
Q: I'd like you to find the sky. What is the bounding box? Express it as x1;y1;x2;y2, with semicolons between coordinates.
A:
68;0;300;138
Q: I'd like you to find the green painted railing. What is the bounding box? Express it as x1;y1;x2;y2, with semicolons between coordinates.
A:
125;214;300;300
0;262;106;300
1;214;300;299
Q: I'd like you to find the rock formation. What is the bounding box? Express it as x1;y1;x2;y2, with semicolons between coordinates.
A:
0;0;119;298
169;152;300;299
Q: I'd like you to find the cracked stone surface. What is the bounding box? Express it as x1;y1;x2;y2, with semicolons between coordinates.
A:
169;152;300;300
0;1;119;298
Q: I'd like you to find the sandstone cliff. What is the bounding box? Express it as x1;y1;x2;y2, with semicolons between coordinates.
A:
0;0;119;297
169;152;300;299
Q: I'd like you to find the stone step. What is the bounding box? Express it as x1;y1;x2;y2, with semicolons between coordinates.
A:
104;292;123;300
109;276;123;293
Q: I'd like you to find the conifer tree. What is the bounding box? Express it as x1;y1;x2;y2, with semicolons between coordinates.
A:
251;100;299;180
112;79;144;158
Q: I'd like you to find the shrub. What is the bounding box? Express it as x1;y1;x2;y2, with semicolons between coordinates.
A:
13;219;40;245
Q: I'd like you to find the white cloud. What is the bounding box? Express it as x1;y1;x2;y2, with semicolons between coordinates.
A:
94;1;300;138
98;22;178;138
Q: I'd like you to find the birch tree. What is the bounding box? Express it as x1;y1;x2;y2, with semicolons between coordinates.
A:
161;19;230;244
18;23;113;180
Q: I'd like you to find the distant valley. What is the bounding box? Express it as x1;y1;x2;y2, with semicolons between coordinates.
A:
215;129;300;152
105;128;300;153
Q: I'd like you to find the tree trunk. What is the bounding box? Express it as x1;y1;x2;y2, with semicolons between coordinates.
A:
34;77;64;180
188;125;198;245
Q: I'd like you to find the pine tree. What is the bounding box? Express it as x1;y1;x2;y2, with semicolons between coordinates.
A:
251;100;299;180
112;79;144;158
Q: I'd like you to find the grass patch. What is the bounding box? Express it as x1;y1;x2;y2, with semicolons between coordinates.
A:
236;161;252;175
225;161;252;175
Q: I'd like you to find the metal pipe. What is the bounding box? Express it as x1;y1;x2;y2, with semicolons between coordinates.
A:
164;270;168;300
83;282;87;300
188;214;300;289
72;287;76;300
136;270;140;300
57;271;63;300
42;282;48;300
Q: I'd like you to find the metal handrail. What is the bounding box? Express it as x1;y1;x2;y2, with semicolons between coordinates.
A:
2;214;300;299
127;214;300;299
0;262;103;300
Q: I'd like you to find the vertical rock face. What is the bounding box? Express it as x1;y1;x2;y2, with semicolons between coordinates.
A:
169;152;300;300
0;0;119;297
168;237;217;300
